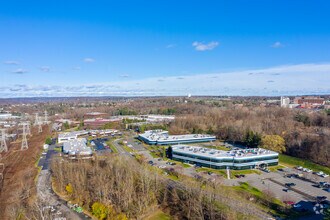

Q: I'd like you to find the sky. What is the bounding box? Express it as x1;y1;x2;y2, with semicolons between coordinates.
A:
1;0;330;97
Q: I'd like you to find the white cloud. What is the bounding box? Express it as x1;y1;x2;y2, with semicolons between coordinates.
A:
3;60;19;65
166;44;176;48
2;63;330;97
11;68;28;74
192;41;219;51
271;41;284;48
40;66;51;72
83;58;95;63
119;74;130;78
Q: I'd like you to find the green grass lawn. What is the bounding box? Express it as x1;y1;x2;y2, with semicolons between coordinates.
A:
54;147;62;152
279;154;330;174
166;159;192;168
106;141;118;153
230;169;261;176
145;210;172;220
196;167;261;179
196;167;228;177
122;144;134;153
268;164;286;172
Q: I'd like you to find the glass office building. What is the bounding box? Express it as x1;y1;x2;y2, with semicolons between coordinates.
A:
171;145;278;170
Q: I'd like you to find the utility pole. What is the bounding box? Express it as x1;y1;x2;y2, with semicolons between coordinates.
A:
21;124;28;151
0;129;8;153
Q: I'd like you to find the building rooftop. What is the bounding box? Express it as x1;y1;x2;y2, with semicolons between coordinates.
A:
58;130;89;139
85;112;107;116
172;145;278;159
139;130;216;142
63;139;92;156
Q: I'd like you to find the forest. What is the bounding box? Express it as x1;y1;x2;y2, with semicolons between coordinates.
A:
51;155;284;220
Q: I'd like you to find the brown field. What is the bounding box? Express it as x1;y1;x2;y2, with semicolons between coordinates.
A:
0;125;50;219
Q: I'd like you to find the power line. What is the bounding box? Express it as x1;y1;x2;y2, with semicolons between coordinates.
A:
21;124;28;151
0;129;8;153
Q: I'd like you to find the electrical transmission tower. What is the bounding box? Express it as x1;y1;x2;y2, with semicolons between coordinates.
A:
21;124;29;151
26;122;31;136
20;121;31;136
34;113;39;126
44;110;48;123
34;113;42;133
0;129;8;153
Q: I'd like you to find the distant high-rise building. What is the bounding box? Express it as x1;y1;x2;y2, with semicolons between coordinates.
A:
280;96;290;108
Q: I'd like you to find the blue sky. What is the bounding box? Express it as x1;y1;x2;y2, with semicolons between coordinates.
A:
1;0;330;97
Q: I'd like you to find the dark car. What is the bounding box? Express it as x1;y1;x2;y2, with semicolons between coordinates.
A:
316;196;327;202
277;168;284;172
148;160;153;164
285;183;296;188
235;174;245;178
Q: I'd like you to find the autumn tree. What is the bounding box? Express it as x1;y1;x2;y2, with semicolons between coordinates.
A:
261;135;286;153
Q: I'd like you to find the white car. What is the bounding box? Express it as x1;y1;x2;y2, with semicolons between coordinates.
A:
321;174;329;178
158;165;166;169
305;169;312;173
317;171;324;176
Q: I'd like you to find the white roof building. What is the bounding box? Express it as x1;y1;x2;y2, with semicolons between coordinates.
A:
62;138;92;156
138;130;216;145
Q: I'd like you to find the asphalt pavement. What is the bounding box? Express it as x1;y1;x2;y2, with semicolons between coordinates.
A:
36;144;90;220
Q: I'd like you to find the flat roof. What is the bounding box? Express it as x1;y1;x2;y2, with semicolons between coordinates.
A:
172;145;278;159
63;139;92;155
58;130;89;139
139;130;216;142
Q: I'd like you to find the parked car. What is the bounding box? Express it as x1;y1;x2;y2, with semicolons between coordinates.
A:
235;174;246;178
286;174;295;178
316;196;327;202
321;174;329;178
285;183;296;188
283;188;291;192
317;171;325;176
296;166;303;170
277;168;284;172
